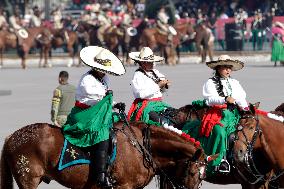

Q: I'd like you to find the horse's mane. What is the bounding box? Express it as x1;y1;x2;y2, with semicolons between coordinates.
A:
130;121;198;148
271;103;284;116
178;104;194;113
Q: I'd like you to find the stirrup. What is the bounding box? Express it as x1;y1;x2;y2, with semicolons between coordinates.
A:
97;172;114;188
217;159;230;173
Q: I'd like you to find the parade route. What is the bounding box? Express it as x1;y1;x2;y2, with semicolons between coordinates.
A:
0;57;283;189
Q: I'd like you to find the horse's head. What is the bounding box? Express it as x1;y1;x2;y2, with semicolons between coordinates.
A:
146;125;207;189
233;103;260;164
36;28;52;45
173;104;208;128
171;148;206;189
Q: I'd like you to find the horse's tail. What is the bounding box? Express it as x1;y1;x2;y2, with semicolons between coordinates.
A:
0;137;14;189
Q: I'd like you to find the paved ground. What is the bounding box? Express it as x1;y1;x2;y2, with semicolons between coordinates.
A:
0;55;283;188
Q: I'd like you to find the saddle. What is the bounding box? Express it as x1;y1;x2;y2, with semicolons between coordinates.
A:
58;129;117;171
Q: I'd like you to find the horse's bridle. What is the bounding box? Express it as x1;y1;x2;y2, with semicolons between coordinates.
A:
115;109;205;189
233;114;267;184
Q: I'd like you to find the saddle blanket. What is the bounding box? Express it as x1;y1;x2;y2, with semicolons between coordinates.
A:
58;139;117;171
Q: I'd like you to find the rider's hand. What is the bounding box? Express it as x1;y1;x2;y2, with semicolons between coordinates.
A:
113;102;126;111
225;96;235;104
159;79;170;89
53;121;61;127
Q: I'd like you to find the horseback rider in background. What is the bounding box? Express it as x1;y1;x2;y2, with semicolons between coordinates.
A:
156;5;177;42
9;7;28;44
29;6;42;27
0;8;8;30
251;9;265;50
93;4;112;46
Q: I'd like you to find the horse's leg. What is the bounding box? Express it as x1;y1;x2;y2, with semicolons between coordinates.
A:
21;54;26;69
38;48;43;68
274;61;277;67
44;46;50;68
0;48;3;68
67;44;74;67
201;46;206;63
176;45;180;64
208;43;214;61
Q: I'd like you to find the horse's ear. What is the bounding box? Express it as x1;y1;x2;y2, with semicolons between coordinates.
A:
191;149;203;162
253;102;260;109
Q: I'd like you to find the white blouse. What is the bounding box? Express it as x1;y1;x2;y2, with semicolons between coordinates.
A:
75;71;110;106
203;77;248;109
130;69;165;99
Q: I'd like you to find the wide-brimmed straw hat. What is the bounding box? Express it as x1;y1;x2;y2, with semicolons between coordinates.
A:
206;55;244;71
80;46;125;76
129;47;164;63
274;21;284;29
18;28;29;39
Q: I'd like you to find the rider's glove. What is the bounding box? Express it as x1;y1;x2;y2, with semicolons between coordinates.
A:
113;102;126;112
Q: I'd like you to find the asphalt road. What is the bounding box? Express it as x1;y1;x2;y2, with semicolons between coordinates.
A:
0;56;283;189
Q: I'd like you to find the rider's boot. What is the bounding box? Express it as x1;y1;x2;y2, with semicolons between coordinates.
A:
149;111;176;129
94;140;113;188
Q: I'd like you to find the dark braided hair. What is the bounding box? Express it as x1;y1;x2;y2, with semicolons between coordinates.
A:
210;69;225;97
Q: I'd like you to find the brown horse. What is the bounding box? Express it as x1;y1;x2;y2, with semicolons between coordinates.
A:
104;27;124;57
194;23;214;64
0;27;51;69
49;28;79;67
119;19;149;64
0;121;206;189
233;104;284;188
160;104;276;189
140;26;179;66
174;22;195;64
0;29;17;68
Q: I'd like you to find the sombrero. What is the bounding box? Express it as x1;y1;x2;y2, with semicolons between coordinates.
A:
80;46;126;76
18;28;29;39
129;47;164;63
274;21;284;30
206;55;244;71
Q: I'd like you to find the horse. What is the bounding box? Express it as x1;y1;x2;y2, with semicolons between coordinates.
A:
75;21;122;58
139;26;179;66
0;120;207;189
0;27;52;69
49;28;79;67
194;23;214;64
0;29;18;68
119;19;149;64
233;104;284;188
174;21;195;64
104;27;124;57
159;103;277;189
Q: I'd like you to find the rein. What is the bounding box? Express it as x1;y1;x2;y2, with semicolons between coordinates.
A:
233;114;265;184
234;114;284;186
116;109;202;188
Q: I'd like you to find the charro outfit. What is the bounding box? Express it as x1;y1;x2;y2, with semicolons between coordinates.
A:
128;47;171;126
251;13;265;51
51;82;76;126
182;55;248;176
271;22;284;64
29;14;42;27
62;46;125;187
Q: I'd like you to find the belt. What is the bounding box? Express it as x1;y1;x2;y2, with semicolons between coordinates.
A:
75;101;90;109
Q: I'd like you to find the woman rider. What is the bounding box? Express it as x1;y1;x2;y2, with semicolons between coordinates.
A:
62;46;125;188
183;55;249;176
127;47;173;127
